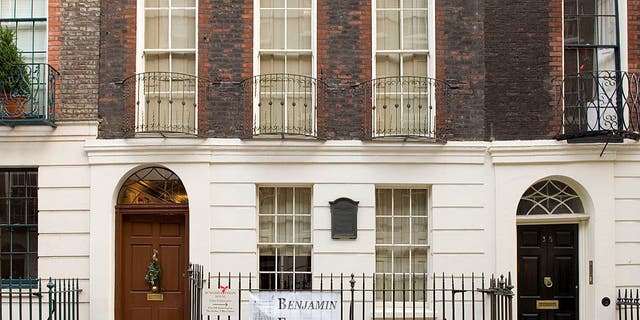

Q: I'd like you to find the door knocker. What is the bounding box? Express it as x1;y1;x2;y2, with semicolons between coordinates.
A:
544;276;553;288
145;249;162;293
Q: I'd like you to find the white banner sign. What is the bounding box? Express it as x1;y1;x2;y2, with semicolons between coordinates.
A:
202;287;239;320
249;291;342;320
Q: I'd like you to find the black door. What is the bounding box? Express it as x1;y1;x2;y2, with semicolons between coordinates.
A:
517;224;579;320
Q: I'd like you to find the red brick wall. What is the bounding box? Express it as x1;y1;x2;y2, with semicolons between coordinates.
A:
317;0;372;140
48;0;100;120
435;0;486;140
98;0;136;137
629;0;640;73
548;0;564;135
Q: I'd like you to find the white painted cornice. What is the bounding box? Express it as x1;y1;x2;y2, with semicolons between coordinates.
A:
0;120;98;142
83;137;640;165
488;139;640;164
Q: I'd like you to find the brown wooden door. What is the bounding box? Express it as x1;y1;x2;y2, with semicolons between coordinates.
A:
517;224;579;320
119;213;188;320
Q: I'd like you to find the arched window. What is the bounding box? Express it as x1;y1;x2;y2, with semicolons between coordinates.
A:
517;179;584;215
117;167;188;205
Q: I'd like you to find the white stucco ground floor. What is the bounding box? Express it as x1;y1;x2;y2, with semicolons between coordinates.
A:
1;121;639;320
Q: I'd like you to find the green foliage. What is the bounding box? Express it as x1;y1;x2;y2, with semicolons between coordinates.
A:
0;27;30;95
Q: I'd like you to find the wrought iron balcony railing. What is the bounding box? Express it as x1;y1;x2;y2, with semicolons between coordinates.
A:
0;63;58;126
358;76;451;139
122;72;204;135
242;73;323;137
557;71;640;140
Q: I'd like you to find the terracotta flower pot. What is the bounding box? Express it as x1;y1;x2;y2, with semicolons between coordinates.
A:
2;96;28;118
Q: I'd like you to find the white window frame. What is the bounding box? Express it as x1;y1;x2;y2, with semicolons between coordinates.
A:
135;0;199;133
252;0;317;136
371;0;436;137
257;186;313;291
374;187;431;299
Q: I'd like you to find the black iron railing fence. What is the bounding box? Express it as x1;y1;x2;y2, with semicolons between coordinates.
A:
241;73;326;137
617;288;639;320
189;266;513;320
355;76;452;139
557;71;640;140
0;278;81;320
121;72;210;135
0;63;58;126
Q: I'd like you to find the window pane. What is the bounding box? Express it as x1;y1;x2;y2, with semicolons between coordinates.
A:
286;9;311;50
171;9;196;49
376;54;400;78
278;246;294;271
376;189;392;216
412;248;427;272
403;0;427;8
393;189;410;216
376;247;392;273
394;217;410;244
295;246;311;271
259;187;275;214
294;216;310;243
145;0;169;8
377;10;400;50
287;0;311;8
259;273;276;289
578;16;595;45
259;215;275;243
403;54;428;77
145;53;170;73
376;217;392;244
403;10;428;50
260;247;276;271
145;9;169;49
411;189;427;216
277;188;294;214
286;54;312;76
261;0;285;8
261;9;285;49
260;54;286;74
412;217;428;244
279;273;293;290
295;273;312;290
295;188;311;214
377;0;400;8
393;247;410;273
172;0;195;6
172;53;196;74
277;215;293;242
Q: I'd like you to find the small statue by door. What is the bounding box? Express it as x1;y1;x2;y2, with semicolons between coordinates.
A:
145;249;161;293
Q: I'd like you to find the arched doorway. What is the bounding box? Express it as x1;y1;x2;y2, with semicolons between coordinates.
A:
516;179;585;320
115;167;189;320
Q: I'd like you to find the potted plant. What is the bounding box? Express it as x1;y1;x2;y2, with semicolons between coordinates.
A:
0;27;31;118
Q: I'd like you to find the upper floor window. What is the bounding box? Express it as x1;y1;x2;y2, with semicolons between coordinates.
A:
373;0;434;138
562;0;621;134
0;169;38;280
134;0;197;134
0;0;47;65
252;0;317;136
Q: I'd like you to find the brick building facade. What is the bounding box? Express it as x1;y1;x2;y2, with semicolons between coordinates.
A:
1;0;640;319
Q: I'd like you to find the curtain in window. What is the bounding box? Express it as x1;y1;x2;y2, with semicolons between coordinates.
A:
258;1;313;134
140;0;196;133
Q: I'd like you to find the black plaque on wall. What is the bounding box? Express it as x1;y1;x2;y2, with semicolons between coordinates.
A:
330;198;359;239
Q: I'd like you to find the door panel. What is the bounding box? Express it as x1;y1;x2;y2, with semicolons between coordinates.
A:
120;213;188;320
517;224;578;320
